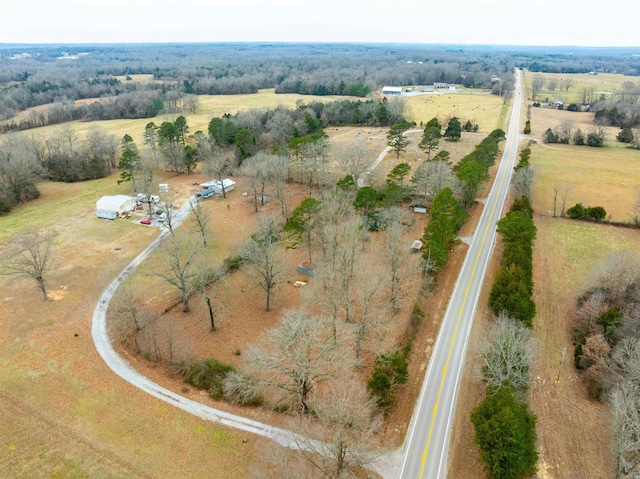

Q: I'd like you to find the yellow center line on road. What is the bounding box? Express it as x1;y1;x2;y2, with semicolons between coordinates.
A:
418;134;515;478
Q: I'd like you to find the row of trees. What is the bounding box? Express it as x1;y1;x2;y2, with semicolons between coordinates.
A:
472;194;539;479
488;197;537;326
542;122;605;147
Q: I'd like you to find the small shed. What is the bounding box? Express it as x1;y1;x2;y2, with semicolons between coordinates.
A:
410;240;424;252
200;178;236;195
96;195;135;219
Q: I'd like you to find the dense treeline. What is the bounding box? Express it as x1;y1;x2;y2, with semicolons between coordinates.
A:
0;42;522;127
488;197;537;326
472;195;539;479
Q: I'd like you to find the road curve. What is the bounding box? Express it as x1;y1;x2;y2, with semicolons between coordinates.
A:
91;197;306;449
398;70;524;479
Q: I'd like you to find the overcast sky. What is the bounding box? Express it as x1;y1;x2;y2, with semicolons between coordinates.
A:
2;0;638;47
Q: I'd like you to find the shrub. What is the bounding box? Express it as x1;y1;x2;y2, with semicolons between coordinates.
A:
617;127;634;144
471;386;538;479
223;255;243;271
542;128;557;144
567;103;579;112
523;121;531;135
367;350;408;412
587;133;604;147
176;357;235;399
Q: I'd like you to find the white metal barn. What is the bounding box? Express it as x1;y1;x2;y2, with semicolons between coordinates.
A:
200;178;236;195
381;86;402;96
96;195;135;219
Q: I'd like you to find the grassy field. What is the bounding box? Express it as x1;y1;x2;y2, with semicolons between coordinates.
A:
403;92;504;133
527;215;640;479
13;89;357;146
530;142;639;223
522;71;632;104
0;173;258;479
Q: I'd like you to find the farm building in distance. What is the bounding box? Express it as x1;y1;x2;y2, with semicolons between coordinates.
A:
381;86;403;96
96;195;135;220
200;178;236;195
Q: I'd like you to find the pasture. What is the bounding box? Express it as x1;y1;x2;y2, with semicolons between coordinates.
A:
522;71;633;103
0;173;258;479
403;92;504;133
530;142;639;223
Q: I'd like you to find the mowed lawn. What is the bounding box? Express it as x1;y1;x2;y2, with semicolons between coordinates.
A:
0;174;257;479
522;71;632;103
15;89;359;146
403;92;504;132
530;142;639;223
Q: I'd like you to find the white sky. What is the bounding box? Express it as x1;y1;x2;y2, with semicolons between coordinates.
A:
2;0;639;47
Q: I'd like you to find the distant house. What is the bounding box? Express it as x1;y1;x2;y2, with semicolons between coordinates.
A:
381;86;403;96
421;86;435;93
200;178;236;195
434;82;449;89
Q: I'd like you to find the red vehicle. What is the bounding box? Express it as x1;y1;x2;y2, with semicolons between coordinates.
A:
140;219;152;225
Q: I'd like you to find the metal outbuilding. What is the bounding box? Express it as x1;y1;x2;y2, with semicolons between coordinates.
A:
96;195;135;219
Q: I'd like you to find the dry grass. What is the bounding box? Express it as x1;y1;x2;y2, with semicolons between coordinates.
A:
522;71;632;103
530;142;639;223
0;172;257;479
528;216;640;479
403;93;504;133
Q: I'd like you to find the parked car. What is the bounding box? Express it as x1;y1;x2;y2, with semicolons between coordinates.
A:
140;219;152;225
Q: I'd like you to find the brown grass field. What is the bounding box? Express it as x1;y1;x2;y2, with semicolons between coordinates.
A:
403;92;504;133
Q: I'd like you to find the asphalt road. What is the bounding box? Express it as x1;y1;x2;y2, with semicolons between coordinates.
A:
398;69;523;479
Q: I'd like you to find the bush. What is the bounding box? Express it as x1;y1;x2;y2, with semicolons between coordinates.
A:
471;386;538;479
367;350;408;412
617;127;635;144
567;103;579;112
523;121;531;135
542;128;557;144
223;255;243;271
587;133;604;147
176;357;235;400
566;203;607;221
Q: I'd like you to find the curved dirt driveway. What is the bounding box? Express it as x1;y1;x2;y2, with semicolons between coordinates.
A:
91;197;302;449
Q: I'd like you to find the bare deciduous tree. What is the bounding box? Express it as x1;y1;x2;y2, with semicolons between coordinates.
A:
557;119;575;144
1;229;57;300
478;312;535;392
337;139;370;186
285;382;383;479
149;235;201;313
610;380;640;478
240;215;285;312
244;309;342;414
512;166;535;202
194;266;227;331
531;74;546;100
189;197;209;246
411;160;459;201
382;207;414;313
